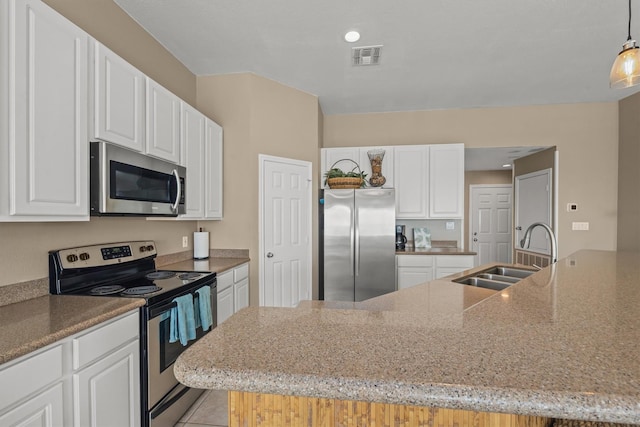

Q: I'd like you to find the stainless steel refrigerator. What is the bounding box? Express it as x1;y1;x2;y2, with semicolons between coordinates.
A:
320;188;396;302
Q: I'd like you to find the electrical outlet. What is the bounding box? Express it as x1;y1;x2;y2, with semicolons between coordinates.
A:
182;236;188;247
445;221;455;230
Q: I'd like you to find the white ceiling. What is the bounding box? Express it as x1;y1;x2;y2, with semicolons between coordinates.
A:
114;0;640;116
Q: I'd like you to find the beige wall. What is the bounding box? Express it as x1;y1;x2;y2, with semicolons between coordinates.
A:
196;73;321;305
324;103;619;258
43;0;196;104
464;170;512;248
617;93;640;251
0;0;200;287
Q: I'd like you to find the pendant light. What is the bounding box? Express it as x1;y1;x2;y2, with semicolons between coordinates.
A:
610;0;640;88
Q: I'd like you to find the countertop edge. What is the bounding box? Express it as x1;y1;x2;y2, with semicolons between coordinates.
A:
174;365;639;423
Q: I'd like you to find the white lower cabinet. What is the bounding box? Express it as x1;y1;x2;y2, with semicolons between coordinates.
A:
397;255;475;289
73;341;139;427
0;311;140;427
433;255;474;279
217;263;250;324
397;255;434;290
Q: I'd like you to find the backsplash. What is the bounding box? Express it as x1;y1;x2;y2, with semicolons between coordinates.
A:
397;219;462;246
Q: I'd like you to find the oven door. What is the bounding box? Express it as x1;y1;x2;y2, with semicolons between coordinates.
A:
90;141;186;216
147;286;216;427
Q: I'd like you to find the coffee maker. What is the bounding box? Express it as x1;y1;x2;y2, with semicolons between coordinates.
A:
395;225;407;250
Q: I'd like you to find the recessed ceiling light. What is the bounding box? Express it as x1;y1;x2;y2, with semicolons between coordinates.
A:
502;163;512;168
344;31;360;43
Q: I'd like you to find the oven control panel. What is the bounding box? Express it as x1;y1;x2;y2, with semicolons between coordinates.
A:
54;241;157;269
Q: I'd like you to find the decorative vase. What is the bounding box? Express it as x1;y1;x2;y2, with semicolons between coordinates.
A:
367;149;386;187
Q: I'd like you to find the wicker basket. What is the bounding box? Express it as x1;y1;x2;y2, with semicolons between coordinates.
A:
326;177;363;189
325;159;365;189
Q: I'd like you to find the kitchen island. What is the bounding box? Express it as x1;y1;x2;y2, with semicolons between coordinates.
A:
174;250;640;425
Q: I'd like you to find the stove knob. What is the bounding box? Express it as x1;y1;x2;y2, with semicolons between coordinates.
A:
79;252;90;261
66;254;78;263
139;246;147;252
146;245;154;252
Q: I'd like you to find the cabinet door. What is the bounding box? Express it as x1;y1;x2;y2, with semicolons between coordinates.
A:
93;42;145;151
217;285;234;325
0;383;65;427
8;0;88;218
321;148;360;189
73;341;140;427
205;118;223;219
234;278;249;312
180;102;206;219
397;267;434;290
394;146;429;219
429;144;464;218
146;78;180;163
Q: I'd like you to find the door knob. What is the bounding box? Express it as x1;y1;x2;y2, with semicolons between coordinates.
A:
516;226;522;231
473;232;478;236
473;238;478;242
266;252;274;258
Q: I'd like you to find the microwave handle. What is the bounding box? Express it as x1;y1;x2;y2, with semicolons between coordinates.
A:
171;169;181;212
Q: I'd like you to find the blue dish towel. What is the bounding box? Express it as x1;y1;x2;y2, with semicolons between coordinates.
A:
195;285;213;331
169;293;196;346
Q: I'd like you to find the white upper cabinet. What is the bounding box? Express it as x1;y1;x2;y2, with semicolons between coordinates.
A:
429;143;464;218
0;0;89;221
180;102;207;219
321;147;394;188
394;145;429;219
176;103;223;221
205;118;224;219
92;41;145;152
146;78;181;164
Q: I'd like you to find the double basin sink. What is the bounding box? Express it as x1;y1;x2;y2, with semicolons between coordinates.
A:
453;266;536;291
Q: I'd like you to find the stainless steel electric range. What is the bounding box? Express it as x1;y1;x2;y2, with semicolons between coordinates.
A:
49;241;217;427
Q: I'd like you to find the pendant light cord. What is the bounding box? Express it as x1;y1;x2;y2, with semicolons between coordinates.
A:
628;0;633;41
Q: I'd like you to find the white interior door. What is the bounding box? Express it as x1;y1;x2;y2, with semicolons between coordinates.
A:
514;169;552;254
260;155;312;307
469;185;512;265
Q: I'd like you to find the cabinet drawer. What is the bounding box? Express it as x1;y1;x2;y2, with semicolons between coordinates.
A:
435;255;474;268
396;255;434;267
217;270;233;291
0;344;63;407
234;263;249;282
73;312;138;370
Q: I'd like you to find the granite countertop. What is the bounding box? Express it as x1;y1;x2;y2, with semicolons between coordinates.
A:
0;295;144;364
175;250;640;423
0;249;249;366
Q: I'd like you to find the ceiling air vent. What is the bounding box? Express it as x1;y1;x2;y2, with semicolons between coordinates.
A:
352;45;382;66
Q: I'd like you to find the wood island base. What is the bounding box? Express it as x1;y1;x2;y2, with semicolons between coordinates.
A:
228;391;553;427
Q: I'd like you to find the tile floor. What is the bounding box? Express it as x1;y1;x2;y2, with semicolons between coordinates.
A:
175;389;228;427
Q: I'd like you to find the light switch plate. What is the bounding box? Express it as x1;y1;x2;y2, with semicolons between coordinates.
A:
572;222;589;231
445;221;455;230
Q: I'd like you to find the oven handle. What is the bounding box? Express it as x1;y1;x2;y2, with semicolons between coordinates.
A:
171;169;181;211
149;286;210;319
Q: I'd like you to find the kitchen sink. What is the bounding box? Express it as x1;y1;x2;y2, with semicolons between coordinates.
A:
455;277;512;291
453;265;536;291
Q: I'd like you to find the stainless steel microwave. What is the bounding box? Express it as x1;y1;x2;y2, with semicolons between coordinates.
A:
90;142;186;216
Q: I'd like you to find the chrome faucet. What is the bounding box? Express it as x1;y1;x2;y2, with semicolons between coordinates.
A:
520;222;558;264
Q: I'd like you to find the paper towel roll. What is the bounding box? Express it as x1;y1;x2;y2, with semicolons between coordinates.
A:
193;231;209;259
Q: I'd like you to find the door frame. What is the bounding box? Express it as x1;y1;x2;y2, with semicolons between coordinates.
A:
514;168;553;254
468;184;513;265
258;154;313;306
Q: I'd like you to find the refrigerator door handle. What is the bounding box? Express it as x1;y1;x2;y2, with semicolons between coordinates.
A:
354;205;360;277
350;218;355;277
